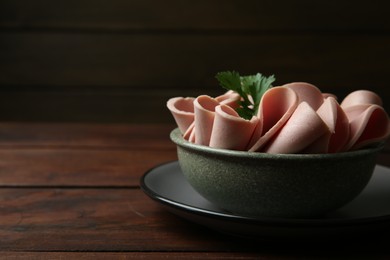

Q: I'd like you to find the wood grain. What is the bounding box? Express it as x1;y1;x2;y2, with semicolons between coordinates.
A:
0;147;388;188
1;0;389;32
0;188;234;251
0;124;178;186
0;123;388;188
0;188;388;256
1;33;389;122
0;149;177;187
0;0;389;122
0;252;269;260
0;87;212;123
0;123;175;148
0;123;388;151
1;33;389;89
0;123;389;258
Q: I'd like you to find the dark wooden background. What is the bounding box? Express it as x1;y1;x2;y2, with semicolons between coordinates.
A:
0;0;389;123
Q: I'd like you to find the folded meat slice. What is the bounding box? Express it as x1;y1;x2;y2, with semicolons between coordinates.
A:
312;97;350;153
322;93;337;100
282;82;324;110
194;95;220;146
215;90;241;109
168;85;389;154
341;90;383;108
209;105;259;150
166;97;195;134
182;121;195;142
264;102;330;154
249;87;298;152
343;104;390;151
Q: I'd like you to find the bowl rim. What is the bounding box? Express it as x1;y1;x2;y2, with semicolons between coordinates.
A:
170;128;384;159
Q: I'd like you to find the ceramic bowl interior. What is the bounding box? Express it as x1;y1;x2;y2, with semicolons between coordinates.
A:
170;128;383;218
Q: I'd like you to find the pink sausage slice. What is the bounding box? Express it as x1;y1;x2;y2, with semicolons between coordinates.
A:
341;90;383;108
166;97;195;134
249;87;298;152
315;97;350;153
209;105;259;150
265;102;330;154
215;90;241;109
322;93;338;100
343;104;390;151
283;82;324;110
183;121;195;142
194;95;220;146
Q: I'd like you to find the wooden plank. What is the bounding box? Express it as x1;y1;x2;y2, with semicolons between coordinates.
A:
0;251;386;260
0;149;177;187
0;252;268;260
0;124;388;187
0;0;389;32
0;188;233;251
0;188;388;255
0;123;175;148
0;87;214;123
1;85;390;123
1;32;389;122
0;147;387;187
0;124;178;186
0;123;388;151
1;33;389;91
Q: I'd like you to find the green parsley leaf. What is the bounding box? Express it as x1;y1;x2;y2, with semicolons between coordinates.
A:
215;71;242;94
215;71;275;120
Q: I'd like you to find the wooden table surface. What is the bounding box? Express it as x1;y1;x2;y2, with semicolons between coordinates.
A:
1;123;389;259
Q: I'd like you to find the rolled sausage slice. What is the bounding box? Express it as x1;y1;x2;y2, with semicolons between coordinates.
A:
166;97;195;134
340;89;389;151
194;95;220;146
183;122;195;142
314;97;350;153
282;82;324;110
210;104;259;150
215;90;241;109
341;90;383;108
343;104;390;151
249;87;298;152
264;102;330;154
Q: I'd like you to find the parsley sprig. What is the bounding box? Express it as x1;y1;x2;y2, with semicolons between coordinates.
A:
215;71;275;120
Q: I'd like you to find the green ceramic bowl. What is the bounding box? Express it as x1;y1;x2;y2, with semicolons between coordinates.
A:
170;128;383;218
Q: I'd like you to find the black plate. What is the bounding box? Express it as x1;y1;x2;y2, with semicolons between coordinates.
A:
140;161;390;239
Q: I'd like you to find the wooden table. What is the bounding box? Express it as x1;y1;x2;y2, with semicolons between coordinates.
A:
1;123;389;259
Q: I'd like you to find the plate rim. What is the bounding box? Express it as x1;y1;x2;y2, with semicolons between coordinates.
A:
140;161;390;228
